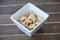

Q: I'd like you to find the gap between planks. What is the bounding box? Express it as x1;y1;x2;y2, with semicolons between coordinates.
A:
0;33;60;37
0;2;60;7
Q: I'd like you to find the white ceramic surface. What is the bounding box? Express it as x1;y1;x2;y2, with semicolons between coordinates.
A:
10;3;49;37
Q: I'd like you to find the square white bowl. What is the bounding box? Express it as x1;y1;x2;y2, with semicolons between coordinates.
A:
10;3;49;37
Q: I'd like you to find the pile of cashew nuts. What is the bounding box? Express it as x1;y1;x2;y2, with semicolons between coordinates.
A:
17;10;42;30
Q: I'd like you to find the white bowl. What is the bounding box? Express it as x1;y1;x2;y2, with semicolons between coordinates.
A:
10;3;49;37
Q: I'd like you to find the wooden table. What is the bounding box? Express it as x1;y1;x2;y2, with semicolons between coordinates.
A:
0;0;60;40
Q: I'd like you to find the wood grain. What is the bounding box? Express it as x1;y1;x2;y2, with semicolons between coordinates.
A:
0;12;60;24
47;13;60;22
0;0;56;5
0;34;57;40
0;25;24;35
0;0;60;40
0;15;12;24
0;23;60;35
0;6;22;15
0;4;60;15
36;4;60;12
56;34;60;40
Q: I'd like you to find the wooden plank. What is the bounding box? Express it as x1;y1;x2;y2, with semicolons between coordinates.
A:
51;0;60;2
0;12;60;24
0;34;57;40
56;34;60;40
0;23;60;35
0;15;12;24
36;4;60;12
0;25;24;35
36;23;60;33
0;4;60;15
0;0;54;5
0;6;22;15
47;13;60;22
0;0;60;5
0;2;60;7
0;0;26;5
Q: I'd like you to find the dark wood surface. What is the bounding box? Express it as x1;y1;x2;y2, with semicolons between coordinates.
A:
0;0;60;40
